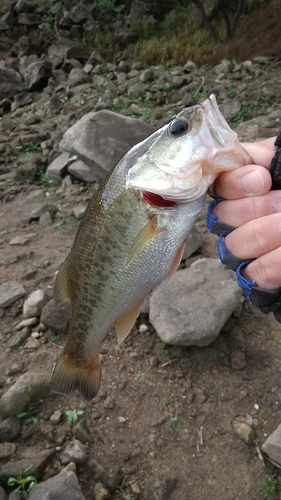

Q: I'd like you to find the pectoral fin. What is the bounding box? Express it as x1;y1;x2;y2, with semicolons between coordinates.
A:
54;256;70;304
125;215;165;266
169;242;186;280
115;302;143;344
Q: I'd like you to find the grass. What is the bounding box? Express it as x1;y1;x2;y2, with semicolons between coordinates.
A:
169;416;182;428
17;399;43;424
233;106;252;122
260;474;278;499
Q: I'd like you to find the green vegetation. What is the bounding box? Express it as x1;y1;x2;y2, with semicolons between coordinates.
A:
17;399;43;424
7;469;37;499
36;171;55;185
260;474;278;499
24;142;41;153
233;106;252;122
65;409;84;424
169;416;182;428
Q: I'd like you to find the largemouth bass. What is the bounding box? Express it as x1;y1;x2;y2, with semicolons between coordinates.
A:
51;94;251;400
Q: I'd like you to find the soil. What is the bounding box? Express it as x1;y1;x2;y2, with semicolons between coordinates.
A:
1;181;281;500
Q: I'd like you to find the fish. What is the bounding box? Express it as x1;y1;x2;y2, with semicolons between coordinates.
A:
51;94;252;401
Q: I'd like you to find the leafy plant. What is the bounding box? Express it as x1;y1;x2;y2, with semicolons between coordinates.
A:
36;171;55;185
226;86;239;98
233;107;251;123
260;474;278;499
7;467;37;499
169;416;182;428
17;399;43;424
65;409;84;424
24;142;41;153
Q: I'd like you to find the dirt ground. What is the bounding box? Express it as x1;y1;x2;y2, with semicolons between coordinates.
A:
1;176;281;500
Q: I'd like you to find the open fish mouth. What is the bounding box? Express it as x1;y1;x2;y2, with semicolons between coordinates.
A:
126;93;250;203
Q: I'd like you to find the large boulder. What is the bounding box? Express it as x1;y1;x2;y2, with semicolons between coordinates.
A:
58;110;155;182
149;258;243;346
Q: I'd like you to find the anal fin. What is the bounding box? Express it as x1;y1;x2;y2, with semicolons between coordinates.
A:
51;350;101;401
115;302;142;344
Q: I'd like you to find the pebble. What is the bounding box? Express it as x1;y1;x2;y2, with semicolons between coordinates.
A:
0;282;25;308
7;327;31;348
59;439;87;464
23;289;47;318
93;482;111;500
9;234;36;245
232;416;254;444
0;442;16;459
50;410;63;424
139;323;148;333
16;317;38;329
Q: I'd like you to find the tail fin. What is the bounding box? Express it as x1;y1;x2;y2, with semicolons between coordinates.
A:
51;350;101;401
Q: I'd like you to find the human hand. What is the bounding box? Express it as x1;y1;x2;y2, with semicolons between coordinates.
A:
211;137;281;290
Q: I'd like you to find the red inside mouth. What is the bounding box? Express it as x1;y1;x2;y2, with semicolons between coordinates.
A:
142;190;176;208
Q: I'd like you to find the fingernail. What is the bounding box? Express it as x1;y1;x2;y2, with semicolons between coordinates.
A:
241;170;264;194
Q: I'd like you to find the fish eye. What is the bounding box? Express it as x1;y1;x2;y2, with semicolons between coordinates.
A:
169;118;190;136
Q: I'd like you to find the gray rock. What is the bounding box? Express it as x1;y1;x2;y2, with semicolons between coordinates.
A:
68;159;96;183
0;417;22;442
232;416;254;444
46;152;70;181
16;317;38;329
48;40;89;60
59;439;87;465
0;282;25;308
60;110;154;182
23;289;47;318
18;12;41;25
22;60;53;91
7;326;31;348
9;233;36;245
0;372;51;419
40;299;70;334
0;486;8;500
73;419;92;443
0;448;55;482
149;259;242;346
182;226;202;260
127;83;145;99
220;99;241;120
0;442;16;459
68;68;91;88
262;424;281;466
28;469;86;500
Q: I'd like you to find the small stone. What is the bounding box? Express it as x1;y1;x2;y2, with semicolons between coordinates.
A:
9;233;36;245
232;416;254;444
0;442;16;459
7;327;31;348
230;351;247;370
118;416;126;423
0;417;22;442
131;483;141;495
104;397;115;410
16;317;38;329
93;482;111;500
73;419;92;444
39;211;53;225
139;324;148;333
23;289;47;318
59;439;87;465
73;205;86;219
50;409;62;424
149;356;159;367
0;282;25;308
23;337;40;349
